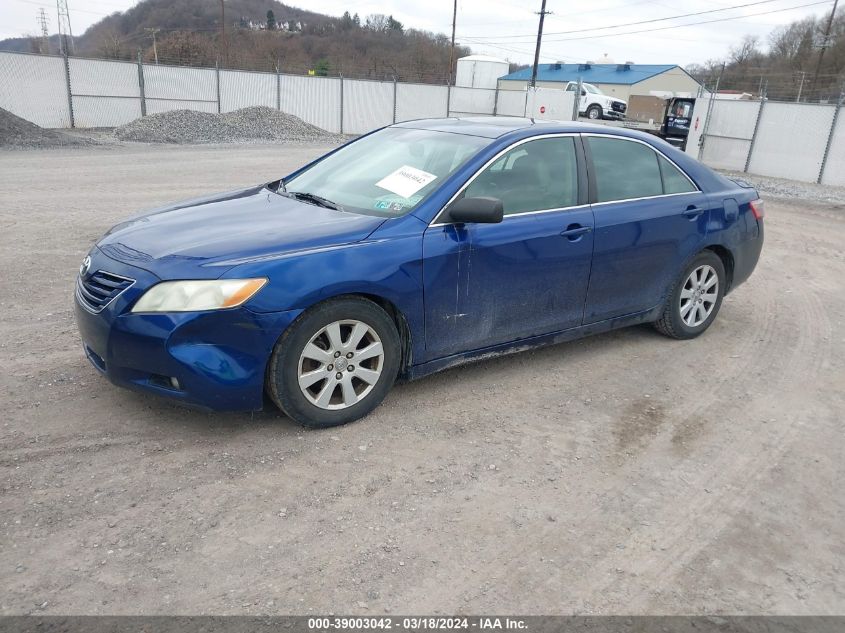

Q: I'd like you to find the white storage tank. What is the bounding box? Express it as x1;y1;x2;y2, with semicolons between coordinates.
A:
455;55;510;89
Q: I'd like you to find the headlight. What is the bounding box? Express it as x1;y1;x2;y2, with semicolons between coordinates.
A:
131;278;267;313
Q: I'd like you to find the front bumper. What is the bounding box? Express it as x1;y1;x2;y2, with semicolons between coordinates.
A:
74;249;301;412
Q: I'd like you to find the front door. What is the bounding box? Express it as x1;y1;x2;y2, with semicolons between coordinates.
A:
421;135;594;361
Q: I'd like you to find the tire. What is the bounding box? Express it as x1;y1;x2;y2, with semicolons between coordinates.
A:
267;297;401;428
653;250;726;340
586;104;602;120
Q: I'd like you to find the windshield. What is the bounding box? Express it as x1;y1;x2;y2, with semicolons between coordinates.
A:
283;127;489;217
584;83;604;95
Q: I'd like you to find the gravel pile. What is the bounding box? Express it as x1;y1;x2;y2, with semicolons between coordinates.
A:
114;106;346;144
0;107;94;149
720;169;845;207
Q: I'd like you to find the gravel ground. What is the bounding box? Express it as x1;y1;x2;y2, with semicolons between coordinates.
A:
720;170;845;207
0;143;843;616
114;107;347;145
0;107;95;150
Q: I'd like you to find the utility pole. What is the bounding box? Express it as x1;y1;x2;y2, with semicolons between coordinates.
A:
144;27;160;64
796;70;806;102
220;0;228;66
36;8;50;54
56;0;74;55
447;0;457;85
529;0;550;88
811;0;839;99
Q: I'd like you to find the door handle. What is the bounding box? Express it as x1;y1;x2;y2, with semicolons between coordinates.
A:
683;205;704;220
560;224;592;240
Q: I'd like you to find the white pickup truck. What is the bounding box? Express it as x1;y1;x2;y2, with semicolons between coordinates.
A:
564;81;628;120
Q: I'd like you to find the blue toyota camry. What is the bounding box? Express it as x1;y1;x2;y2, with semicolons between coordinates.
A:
74;117;764;427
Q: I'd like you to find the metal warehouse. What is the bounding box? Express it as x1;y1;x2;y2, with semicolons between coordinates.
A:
497;62;702;100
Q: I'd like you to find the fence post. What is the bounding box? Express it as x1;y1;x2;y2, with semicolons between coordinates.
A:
744;97;766;173
392;76;398;124
339;74;344;134
62;50;75;128
493;86;499;116
215;58;221;114
276;59;281;111
697;64;725;160
818;89;844;184
568;78;582;121
137;50;147;117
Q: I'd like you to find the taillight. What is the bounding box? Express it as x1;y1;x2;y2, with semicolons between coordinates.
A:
750;199;765;220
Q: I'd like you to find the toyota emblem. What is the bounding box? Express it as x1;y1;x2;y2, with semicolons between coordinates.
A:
80;255;91;277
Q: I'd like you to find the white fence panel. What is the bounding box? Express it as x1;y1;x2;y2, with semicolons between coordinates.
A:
449;86;495;116
0;52;70;128
700;100;760;171
143;64;217;113
747;102;836;182
701;136;754;171
527;88;575;121
69;58;140;127
220;69;276;112
496;90;527;117
820;110;845;186
395;83;447;122
280;74;341;133
343;79;394;134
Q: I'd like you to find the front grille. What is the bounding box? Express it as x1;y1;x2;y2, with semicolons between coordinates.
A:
611;101;627;113
76;270;134;313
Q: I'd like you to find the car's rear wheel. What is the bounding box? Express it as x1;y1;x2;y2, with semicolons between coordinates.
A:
267;297;400;428
586;104;602;119
654;250;725;340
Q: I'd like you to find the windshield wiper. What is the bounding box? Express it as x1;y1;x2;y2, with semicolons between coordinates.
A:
281;191;343;211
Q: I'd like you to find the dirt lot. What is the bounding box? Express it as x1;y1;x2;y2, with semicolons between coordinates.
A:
1;143;843;616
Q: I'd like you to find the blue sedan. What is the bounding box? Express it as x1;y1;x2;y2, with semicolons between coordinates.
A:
74;117;764;427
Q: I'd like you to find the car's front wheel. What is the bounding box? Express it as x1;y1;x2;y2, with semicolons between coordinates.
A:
586;104;602;119
654;250;726;340
267;297;400;428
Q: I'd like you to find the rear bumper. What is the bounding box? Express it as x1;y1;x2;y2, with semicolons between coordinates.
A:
74;250;301;412
730;219;764;292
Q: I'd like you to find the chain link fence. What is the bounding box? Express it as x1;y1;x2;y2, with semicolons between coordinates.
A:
693;93;845;186
0;50;572;136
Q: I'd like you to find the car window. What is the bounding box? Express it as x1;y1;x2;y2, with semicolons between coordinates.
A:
658;155;697;194
463;137;579;215
283;127;488;217
672;101;693;117
588;137;663;202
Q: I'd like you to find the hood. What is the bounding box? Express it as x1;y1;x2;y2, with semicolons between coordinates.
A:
96;185;387;279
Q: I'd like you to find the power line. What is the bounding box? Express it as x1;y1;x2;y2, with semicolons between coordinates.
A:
471;0;834;44
467;0;787;39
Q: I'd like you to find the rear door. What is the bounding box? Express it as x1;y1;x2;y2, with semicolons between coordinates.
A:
582;134;709;323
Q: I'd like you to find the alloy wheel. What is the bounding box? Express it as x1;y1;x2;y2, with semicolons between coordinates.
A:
679;264;718;327
297;319;385;410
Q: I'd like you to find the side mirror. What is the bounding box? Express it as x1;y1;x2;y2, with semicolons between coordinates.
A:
581;90;587;96
447;196;504;224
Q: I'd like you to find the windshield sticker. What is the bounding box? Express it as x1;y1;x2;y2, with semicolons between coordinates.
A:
376;165;437;199
374;200;392;209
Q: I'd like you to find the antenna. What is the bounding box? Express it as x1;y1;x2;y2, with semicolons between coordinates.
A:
36;8;50;54
56;0;75;55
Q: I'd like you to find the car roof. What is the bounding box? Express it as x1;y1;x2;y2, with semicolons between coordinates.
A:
391;116;652;141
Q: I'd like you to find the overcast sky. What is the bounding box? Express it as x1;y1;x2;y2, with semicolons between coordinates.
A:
1;0;836;66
